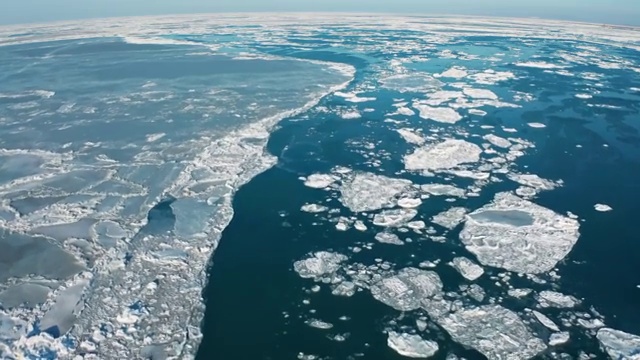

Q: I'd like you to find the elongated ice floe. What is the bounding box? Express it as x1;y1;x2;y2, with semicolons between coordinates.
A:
594;203;613;212
387;332;439;358
596;328;640;360
404;139;482;171
301;204;329;213
339;172;413;213
373;209;418;227
412;103;463;124
483;134;511;148
515;61;566;69
507;173;560;193
450;257;484;281
420;184;466;197
439;305;547;360
463;88;498;100
459;192;580;274
537;291;579;308
437;66;468;79
375;232;404;245
304;174;338;189
527;122;546;128
549;332;570;346
532;310;560;332
396;128;425;145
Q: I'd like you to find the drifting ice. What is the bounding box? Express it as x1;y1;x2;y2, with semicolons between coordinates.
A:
404;139;482;171
387;331;439;358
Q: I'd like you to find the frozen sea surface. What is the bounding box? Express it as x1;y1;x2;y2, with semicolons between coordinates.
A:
1;13;640;360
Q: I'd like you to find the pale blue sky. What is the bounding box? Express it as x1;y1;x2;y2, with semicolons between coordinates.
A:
2;0;639;26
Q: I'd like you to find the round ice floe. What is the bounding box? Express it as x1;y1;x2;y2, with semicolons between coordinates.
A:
339;172;413;213
439;305;546;360
404;139;482;171
459;192;580;274
303;174;337;189
594;203;613;212
373;209;418;227
450;257;484;281
537;291;579;308
370;267;443;311
293;252;348;280
596;328;640;359
387;332;439;358
375;232;404;245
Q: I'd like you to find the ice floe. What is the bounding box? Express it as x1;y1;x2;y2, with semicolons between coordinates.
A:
335;91;376;103
527;122;547;128
294;252;348;280
468;70;516;85
432;207;467;230
301;204;329;213
483;134;511;148
437;66;468;79
596;328;640;360
537;291;579;308
463;88;498;100
303;174;338;189
439;305;546;360
507;173;560;193
515;61;566;69
397;197;422;208
306;319;334;330
549;332;570;346
375;232;404;245
420;184;466;197
532;310;560;331
594;204;613;212
413;104;463;124
459;192;580;273
369;267;443;312
468;109;487;116
339;172;413;213
450;257;484;281
404;139;482;171
373;209;418;227
387;332;439;358
396;128;425;145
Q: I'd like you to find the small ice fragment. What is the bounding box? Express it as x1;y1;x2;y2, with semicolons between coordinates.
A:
373;209;417;227
575;93;593;99
527;122;546;128
596;328;640;360
397;198;422;208
370;267;443;311
483;134;511;148
407;221;426;230
549;332;570;346
332;281;356;297
387;331;439;358
421;184;465;197
515;61;566;69
594;204;613;212
340;172;413;213
532;310;560;331
438;66;468;79
294;252;348;280
354;220;368;231
304;174;337;189
146;133;166;142
450;257;484;281
468;109;487;116
397;128;425;145
341;110;362;119
432;207;467;230
306;319;334;330
335;220;349;231
413;104;463;124
463;88;498;100
508;288;533;298
301;204;329;213
375;232;404;245
537;291;579;308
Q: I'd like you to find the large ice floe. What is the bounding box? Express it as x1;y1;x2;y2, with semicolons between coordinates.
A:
596;328;640;359
404;139;482;171
459;192;580;273
338;172;414;213
387;332;439;358
439;305;547;359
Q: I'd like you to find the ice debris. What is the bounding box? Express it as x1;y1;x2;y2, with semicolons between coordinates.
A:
507;174;560;193
463;88;498;100
439;305;546;360
437;66;468;79
293;252;348;280
301;204;329;213
594;204;613;212
375;232;404;245
387;331;439;358
459;192;580;274
413;104;462;124
404;139;482;171
450;257;484;281
532;310;560;332
396;128;426;145
432;207;467;230
549;332;570;346
304;174;337;189
527;122;547;128
420;184;465;198
370;267;443;312
537;291;579;308
373;209;418;227
339;172;413;213
596;328;640;360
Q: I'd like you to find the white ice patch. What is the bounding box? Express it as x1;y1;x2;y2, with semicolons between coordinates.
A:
594;203;613;212
439;305;546;360
370;267;443;312
549;332;570;346
450;257;484;281
396;128;425;145
507;173;560;193
575;93;593;99
437;66;468;79
532;310;560;332
537;291;579;308
375;232;404;245
294;252;348;280
596;328;640;360
527;122;547;128
304;174;337;189
468;109;487;116
459;192;580;274
397;197;422;208
393;106;416;116
463;88;498;100
515;61;566;69
306;319;334;330
404;139;482;171
387;332;439;358
373;209;418;227
483;134;511;148
432;207;467;230
335;91;376;103
420;184;466;197
340;110;362;119
301;204;329;213
468;70;516;85
413;104;463;124
145;133;166;142
339;172;413;213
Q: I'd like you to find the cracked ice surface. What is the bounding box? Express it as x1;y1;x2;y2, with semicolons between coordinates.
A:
339;172;414;213
387;332;439;358
596;328;640;360
439;305;547;360
404;139;482;171
369;267;443;312
294;252;349;280
537;290;579;308
450;257;484;281
460;192;580;273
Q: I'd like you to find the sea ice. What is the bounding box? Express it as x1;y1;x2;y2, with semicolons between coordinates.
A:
575;93;593;99
439;305;546;360
527;122;547;128
468;70;516;85
303;174;337;189
293;252;348;280
515;61;566;69
438;66;468;79
483;134;511;149
420;184;466;197
404;139;482;171
335;91;376;103
306;319;334;330
450;257;484;281
508;174;559;193
341;110;362;119
459;192;580;274
468;109;487;116
396;128;425;145
369;267;443;312
354;220;367;231
463;88;498;100
549;332;570;346
339;172;413;213
532;310;560;331
596;328;640;359
375;232;404;245
373;209;418;227
397;198;422;208
387;332;439;358
413;104;463;124
301;204;329;213
594;204;613;212
432;207;467;230
537;291;579;308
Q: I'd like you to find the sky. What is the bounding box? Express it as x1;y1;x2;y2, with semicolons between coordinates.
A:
2;0;640;26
